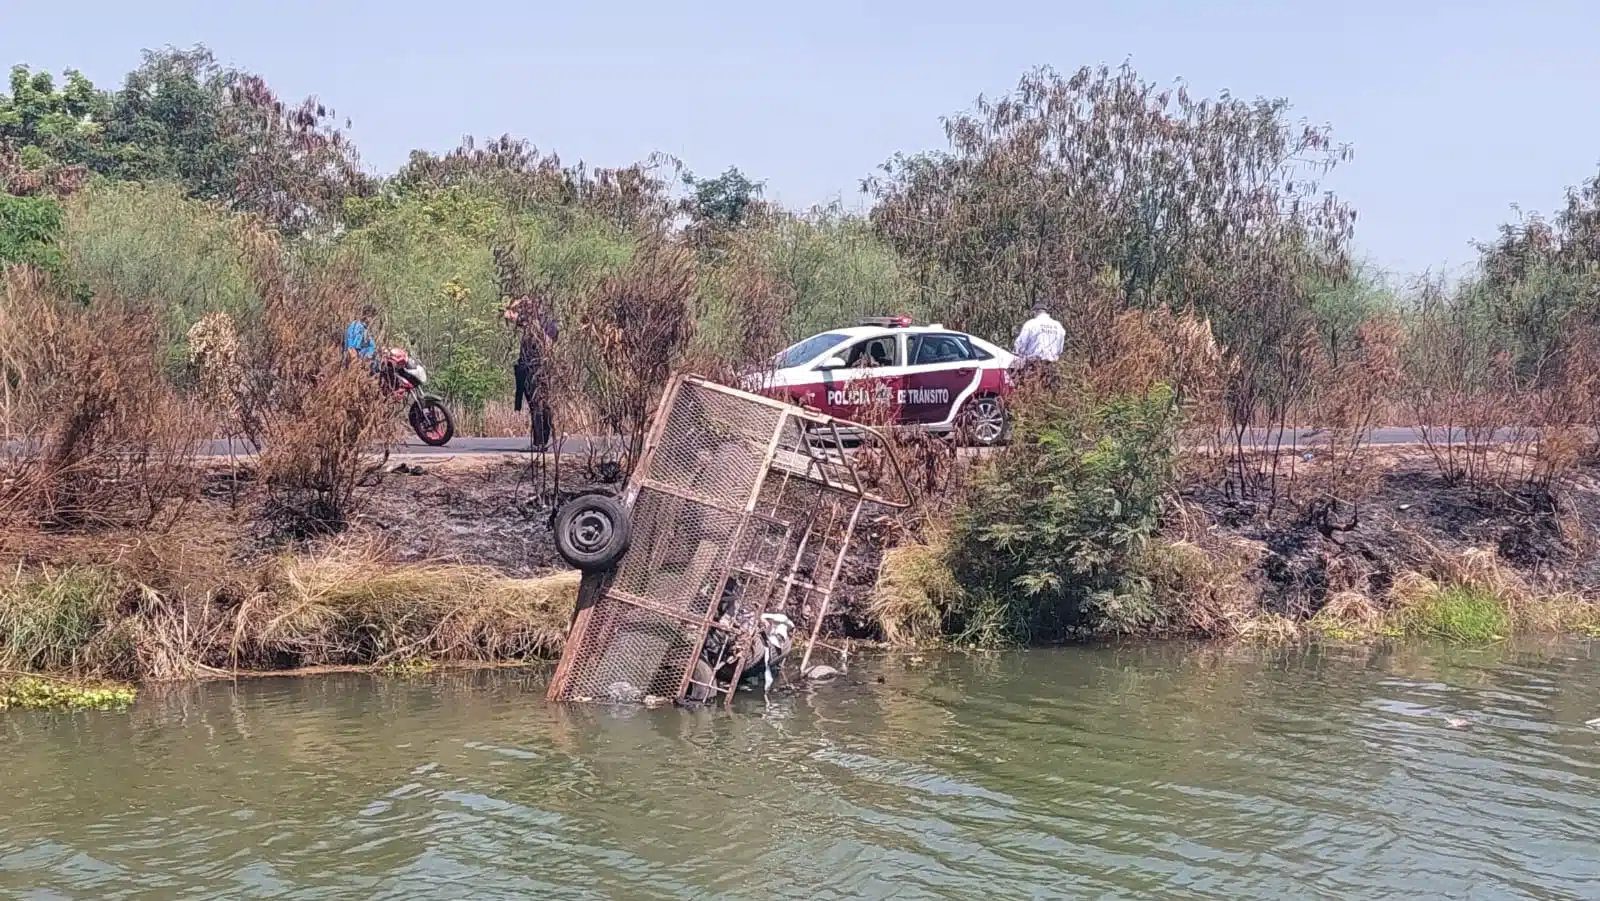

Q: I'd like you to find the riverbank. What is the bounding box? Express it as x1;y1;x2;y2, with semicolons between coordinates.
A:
0;450;893;696
875;445;1600;645
0;457;585;689
3;447;1598;704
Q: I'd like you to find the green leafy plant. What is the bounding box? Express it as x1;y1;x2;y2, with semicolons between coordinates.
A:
1393;585;1511;643
0;194;64;271
947;384;1182;643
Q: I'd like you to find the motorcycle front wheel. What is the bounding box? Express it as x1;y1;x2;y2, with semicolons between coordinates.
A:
409;395;455;446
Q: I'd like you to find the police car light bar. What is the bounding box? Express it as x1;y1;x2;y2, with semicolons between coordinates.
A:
859;315;913;328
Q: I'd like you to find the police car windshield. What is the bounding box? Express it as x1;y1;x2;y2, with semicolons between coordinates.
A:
776;332;850;368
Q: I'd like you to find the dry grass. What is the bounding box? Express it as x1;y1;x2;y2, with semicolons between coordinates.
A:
231;239;395;533
463;400;528;438
0;537;578;682
1135;502;1267;638
238;549;576;667
870;535;961;646
0;266;207;529
543;241;699;477
1299;545;1599;642
1139;536;1266;638
1234;613;1304;645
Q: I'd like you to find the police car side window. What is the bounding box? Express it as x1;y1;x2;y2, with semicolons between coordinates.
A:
913;334;972;365
845;337;898;368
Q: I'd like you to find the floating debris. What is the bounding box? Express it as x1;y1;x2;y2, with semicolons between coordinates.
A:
606;681;644;704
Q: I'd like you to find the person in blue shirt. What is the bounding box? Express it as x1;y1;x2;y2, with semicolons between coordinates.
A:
344;304;378;370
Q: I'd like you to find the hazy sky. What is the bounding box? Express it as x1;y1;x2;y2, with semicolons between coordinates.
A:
2;0;1596;277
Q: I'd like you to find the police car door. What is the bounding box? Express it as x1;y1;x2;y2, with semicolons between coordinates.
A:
901;333;981;426
814;334;907;421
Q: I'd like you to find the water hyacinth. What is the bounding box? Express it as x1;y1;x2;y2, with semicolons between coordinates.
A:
0;675;136;711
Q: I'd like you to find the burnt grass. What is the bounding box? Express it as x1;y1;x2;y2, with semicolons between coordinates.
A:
345;455;890;638
1181;454;1600;617
280;451;1600;639
351;456;615;574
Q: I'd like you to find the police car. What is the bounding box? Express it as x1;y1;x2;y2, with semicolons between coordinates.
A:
751;317;1016;445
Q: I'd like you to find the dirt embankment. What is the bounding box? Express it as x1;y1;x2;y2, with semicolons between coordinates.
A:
14;444;1588;692
1177;448;1600;621
232;449;1600;644
352;454;893;636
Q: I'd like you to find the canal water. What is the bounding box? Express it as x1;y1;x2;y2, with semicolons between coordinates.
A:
1;641;1597;900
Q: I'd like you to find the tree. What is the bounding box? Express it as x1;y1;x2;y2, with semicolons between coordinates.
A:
0;65;107;190
394;135;680;236
99;47;235;199
868;64;1354;342
221;73;372;235
867;63;1357;499
682;166;764;248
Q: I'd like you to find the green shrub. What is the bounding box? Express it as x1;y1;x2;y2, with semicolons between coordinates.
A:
946;385;1182;644
0;193;64;272
342;187;637;411
59;182;258;359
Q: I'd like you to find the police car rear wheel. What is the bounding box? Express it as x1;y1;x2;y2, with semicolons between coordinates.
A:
962;396;1007;447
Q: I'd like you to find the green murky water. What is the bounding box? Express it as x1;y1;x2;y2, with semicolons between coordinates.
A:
2;641;1598;900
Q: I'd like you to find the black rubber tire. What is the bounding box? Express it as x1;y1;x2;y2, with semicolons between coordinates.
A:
409;396;455;447
959;394;1008;447
685;659;716;703
553;493;632;571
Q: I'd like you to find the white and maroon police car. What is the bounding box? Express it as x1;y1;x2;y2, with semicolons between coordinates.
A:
747;317;1015;445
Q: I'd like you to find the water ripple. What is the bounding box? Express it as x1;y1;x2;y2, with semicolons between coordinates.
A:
0;641;1597;899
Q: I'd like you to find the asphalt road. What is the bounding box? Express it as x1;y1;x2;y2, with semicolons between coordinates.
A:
181;426;1530;459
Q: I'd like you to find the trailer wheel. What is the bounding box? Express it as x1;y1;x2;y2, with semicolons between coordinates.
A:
554;493;632;571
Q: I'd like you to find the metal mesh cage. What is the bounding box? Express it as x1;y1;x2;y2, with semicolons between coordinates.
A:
647;380;784;508
547;376;911;706
610;488;741;618
558;596;703;702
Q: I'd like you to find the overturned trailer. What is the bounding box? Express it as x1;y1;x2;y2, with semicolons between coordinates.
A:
546;374;912;708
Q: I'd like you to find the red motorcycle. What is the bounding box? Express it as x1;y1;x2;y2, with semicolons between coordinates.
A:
379;348;454;447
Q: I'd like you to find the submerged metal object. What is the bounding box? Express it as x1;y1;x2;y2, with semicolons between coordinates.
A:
546;374;912;708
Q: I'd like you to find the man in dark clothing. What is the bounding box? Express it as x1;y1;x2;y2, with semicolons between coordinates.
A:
506;296;559;452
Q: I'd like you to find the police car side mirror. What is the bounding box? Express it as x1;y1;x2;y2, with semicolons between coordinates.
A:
818;356;847;370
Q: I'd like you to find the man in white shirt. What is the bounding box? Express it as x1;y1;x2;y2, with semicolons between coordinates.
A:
1014;303;1066;363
